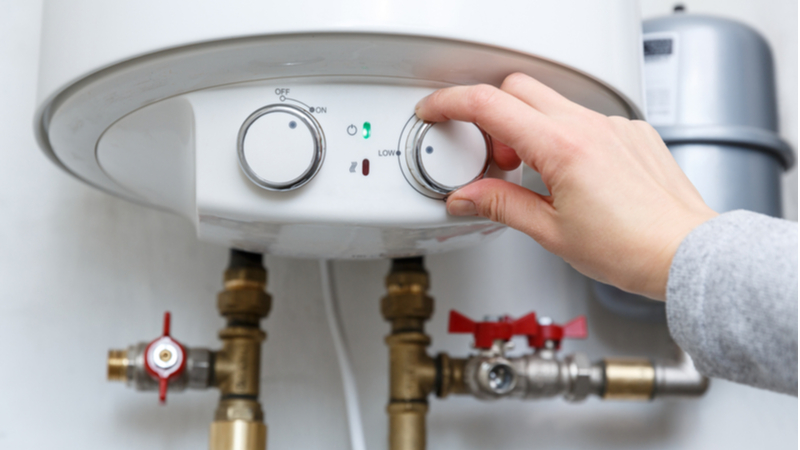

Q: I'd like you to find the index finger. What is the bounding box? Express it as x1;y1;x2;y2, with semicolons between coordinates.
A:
415;84;560;172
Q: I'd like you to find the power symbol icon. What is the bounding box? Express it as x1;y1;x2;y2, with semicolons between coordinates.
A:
346;124;357;136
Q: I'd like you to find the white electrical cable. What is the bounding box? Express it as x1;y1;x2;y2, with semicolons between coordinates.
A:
319;259;367;450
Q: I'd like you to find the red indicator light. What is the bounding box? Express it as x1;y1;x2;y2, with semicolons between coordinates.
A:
362;159;370;176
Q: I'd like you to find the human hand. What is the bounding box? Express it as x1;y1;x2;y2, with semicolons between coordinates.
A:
415;73;717;300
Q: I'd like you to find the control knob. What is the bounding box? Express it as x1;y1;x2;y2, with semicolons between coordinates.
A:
405;119;492;195
237;104;325;191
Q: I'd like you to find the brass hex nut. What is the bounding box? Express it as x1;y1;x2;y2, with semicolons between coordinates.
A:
382;269;433;321
565;353;595;401
224;267;267;288
381;293;433;321
385;272;429;292
218;290;272;319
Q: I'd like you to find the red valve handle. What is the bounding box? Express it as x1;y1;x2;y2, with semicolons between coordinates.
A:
527;316;588;350
143;312;186;404
448;310;588;350
448;310;540;349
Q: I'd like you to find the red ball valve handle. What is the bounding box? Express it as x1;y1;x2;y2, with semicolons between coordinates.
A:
448;310;588;351
448;310;540;349
527;316;588;350
143;312;187;404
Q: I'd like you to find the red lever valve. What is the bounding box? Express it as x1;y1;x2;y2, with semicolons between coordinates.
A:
527;316;588;350
448;310;588;350
143;312;187;404
448;310;540;349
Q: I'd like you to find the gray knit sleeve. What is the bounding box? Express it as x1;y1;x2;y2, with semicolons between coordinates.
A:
666;210;798;395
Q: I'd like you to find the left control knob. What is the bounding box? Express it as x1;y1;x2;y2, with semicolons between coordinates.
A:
238;104;325;191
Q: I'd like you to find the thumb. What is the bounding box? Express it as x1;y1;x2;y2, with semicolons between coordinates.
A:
446;178;557;244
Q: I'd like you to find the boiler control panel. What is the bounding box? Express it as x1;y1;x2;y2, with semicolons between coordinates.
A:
236;101;494;198
98;77;522;258
39;14;644;261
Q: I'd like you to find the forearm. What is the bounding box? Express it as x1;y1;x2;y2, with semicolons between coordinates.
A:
666;210;798;395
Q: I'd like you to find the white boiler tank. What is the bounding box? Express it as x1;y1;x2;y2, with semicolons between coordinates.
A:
35;0;645;258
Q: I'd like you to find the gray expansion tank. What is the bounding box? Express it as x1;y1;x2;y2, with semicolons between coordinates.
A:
594;10;795;321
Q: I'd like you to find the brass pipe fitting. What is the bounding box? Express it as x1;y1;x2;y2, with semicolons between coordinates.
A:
382;257;437;450
210;398;267;450
381;258;468;450
602;358;656;400
375;258;707;449
214;327;266;397
210;250;272;450
106;249;271;450
387;402;428;450
209;421;266;450
436;353;468;398
385;332;436;400
601;353;709;400
107;349;129;382
381;258;473;450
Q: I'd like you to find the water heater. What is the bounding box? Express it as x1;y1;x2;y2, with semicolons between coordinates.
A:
35;4;718;450
35;0;645;258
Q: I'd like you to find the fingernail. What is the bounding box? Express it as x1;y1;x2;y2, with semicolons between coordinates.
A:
447;199;477;216
414;95;429;112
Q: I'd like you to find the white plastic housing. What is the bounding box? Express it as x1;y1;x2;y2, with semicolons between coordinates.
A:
35;0;645;258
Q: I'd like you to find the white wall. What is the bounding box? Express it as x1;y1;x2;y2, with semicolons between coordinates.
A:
0;1;796;449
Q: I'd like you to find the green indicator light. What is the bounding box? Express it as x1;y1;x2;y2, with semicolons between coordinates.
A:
362;122;371;139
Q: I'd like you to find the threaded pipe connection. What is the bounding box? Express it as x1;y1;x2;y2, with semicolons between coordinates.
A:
107;349;129;382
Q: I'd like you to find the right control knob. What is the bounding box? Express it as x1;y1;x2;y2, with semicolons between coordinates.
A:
405;120;493;195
